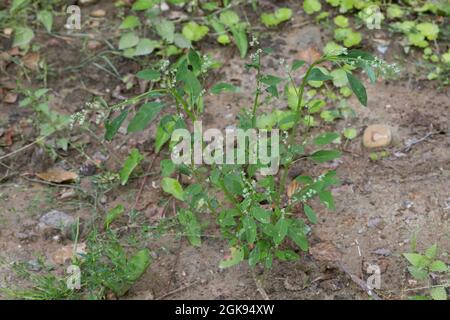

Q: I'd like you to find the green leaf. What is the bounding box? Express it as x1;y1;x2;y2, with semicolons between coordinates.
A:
182;22;209;42
132;38;158;56
430;260;448;272
251;206;272;224
126;249;151;281
307;68;333;82
261;75;283;86
10;0;29;13
403;253;428;268
178;209;201;246
105;110;129;141
160;159;176;177
224;174;243;196
188;49;202;73
334;15;349;28
303;0;322;15
319;190;335;210
104;204;125;229
210;82;240;94
275;8;293;21
273;218;288;245
416;23;439;40
127;102;164;133
217;34;231;45
347;72;367;106
173;33;191;48
37;10;53;33
155;19;175;43
219;246;244;268
13;27;34;47
119;149;144;185
161;177;184;201
112;248;151;296
275;249;299;261
304;204;317;224
220;10;240;27
120;16;141;29
230;25;248;58
314;132;339;145
291;60;306;71
343;128;357;140
261;8;293;27
430;287;447;300
132;0;157;10
155;116;176;152
249;244;261;267
310;150;342;163
243;216;257;244
119;32;139;50
288;224;309;251
425;244;438;259
136;69;161;81
408;266;428;280
331;69;348;87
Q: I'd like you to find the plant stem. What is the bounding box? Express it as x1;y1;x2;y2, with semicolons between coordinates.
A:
277;60;322;204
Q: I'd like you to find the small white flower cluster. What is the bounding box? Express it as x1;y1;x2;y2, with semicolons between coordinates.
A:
328;47;348;57
249;36;259;47
293;187;317;203
70;109;88;129
201;55;213;74
250;49;263;64
241;171;257;200
160;59;170;73
281;131;289;144
369;56;401;76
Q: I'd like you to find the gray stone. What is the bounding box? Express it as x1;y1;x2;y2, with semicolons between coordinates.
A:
38;210;75;234
372;248;391;256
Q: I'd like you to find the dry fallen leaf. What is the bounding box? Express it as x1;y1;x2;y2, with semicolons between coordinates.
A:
22;53;40;71
298;47;321;64
52;243;87;265
3;127;14;146
3;91;17;104
309;241;343;262
287;180;299;199
36;170;79;183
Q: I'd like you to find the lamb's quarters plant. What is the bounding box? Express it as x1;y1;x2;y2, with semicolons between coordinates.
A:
404;244;450;300
102;45;395;271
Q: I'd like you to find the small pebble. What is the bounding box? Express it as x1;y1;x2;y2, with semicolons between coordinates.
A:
90;9;106;17
363;124;392;148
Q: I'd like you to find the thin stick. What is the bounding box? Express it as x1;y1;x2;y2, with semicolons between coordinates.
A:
156;282;198;300
0;136;46;161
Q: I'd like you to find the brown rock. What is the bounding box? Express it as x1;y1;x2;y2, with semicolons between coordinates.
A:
363;124;392;148
3;91;17;104
90;9;106;17
87;40;102;50
3;27;13;37
77;0;100;5
22;52;40;71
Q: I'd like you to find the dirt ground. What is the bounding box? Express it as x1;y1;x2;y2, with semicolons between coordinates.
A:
0;1;449;300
